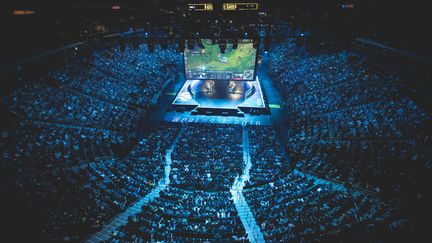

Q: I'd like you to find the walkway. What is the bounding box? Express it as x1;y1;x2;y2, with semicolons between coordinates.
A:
86;127;183;242
293;169;402;204
355;37;432;65
230;126;266;243
293;170;348;193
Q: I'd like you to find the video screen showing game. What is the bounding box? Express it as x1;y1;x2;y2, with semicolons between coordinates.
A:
184;39;257;80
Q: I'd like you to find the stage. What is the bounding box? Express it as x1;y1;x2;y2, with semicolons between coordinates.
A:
171;77;266;114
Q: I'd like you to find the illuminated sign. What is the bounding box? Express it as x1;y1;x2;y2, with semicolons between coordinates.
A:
188;3;214;11
223;3;259;11
13;10;35;15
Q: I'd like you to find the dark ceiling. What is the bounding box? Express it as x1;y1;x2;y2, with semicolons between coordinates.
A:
0;0;430;64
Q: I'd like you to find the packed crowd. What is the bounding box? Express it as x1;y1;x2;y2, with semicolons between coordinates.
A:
4;123;181;241
1;39;180;241
1;121;121;168
1;36;429;242
246;126;289;187
4;42;180;134
287;98;430;198
267;40;352;104
244;172;404;242
4;82;139;132
1;50;183;243
266;39;431;200
267;40;406;117
112;124;248;242
242;125;407;242
112;188;248;242
51;44;180;106
170;124;243;191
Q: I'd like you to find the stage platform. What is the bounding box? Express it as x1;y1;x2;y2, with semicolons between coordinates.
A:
171;77;266;115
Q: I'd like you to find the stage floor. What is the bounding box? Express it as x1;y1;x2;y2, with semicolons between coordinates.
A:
172;77;266;109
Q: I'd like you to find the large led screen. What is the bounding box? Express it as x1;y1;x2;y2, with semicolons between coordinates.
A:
184;39;257;80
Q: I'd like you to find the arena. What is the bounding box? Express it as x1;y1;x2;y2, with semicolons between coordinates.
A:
0;1;430;242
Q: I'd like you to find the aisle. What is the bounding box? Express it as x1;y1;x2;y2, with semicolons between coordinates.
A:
230;126;266;243
86;126;184;242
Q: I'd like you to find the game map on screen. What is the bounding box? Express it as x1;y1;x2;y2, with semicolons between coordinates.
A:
184;39;257;80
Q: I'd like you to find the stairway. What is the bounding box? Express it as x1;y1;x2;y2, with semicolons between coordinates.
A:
230;126;266;243
85;127;184;242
